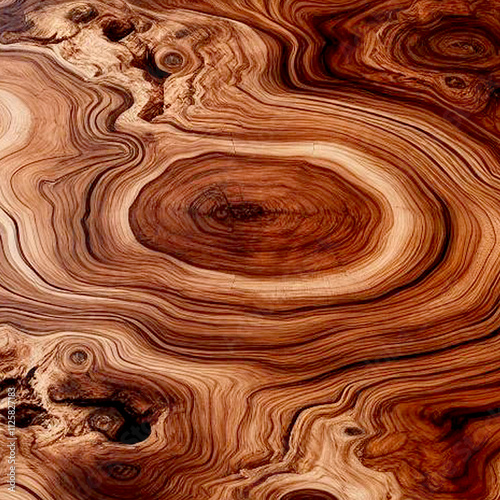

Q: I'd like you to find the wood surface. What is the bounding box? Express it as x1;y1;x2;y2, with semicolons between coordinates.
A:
1;0;500;499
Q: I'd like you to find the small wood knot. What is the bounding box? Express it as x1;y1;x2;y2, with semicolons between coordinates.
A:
67;4;98;24
345;426;364;436
69;350;88;365
89;408;124;440
445;76;467;89
162;52;184;68
104;463;140;481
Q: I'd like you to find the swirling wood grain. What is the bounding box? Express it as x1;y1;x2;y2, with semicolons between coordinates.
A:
1;0;500;499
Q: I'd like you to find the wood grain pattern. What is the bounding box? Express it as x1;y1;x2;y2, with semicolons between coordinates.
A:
1;0;500;499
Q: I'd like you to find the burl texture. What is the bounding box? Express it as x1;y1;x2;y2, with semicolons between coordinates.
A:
1;0;500;499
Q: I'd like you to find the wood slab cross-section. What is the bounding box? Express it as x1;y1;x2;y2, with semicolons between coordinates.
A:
1;0;500;499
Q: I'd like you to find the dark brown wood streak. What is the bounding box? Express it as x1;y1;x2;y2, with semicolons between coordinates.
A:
1;0;500;499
